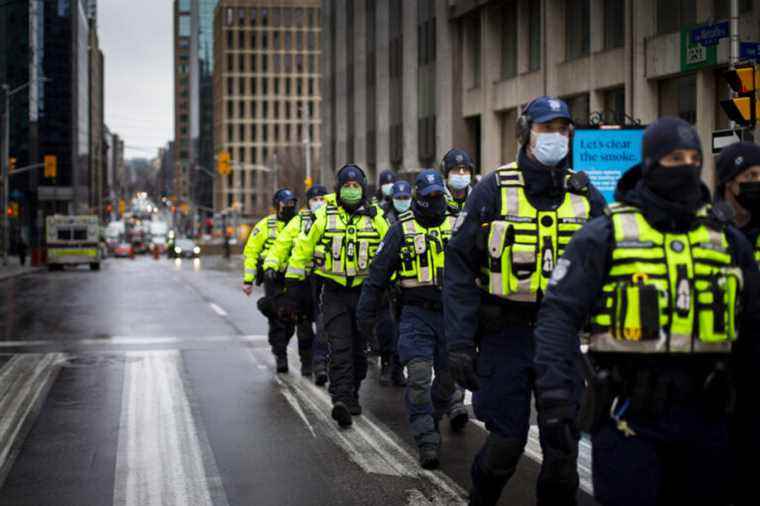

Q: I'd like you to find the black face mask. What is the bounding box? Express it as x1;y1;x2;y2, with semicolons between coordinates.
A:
278;206;296;222
413;196;447;221
644;163;703;209
736;181;760;214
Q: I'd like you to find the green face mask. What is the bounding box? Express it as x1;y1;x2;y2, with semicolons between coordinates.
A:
340;186;363;205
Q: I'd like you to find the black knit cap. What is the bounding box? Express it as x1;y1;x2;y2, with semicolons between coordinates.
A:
642;117;702;174
335;163;367;193
716;141;760;191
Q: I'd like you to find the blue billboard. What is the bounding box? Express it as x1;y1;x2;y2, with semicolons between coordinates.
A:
572;128;645;202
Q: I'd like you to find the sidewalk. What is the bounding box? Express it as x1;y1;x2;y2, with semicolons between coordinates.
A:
0;256;44;282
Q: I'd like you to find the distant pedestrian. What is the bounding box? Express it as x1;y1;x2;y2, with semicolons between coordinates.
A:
17;237;27;266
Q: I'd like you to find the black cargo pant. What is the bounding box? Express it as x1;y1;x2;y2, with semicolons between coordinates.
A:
266;278;314;361
320;282;366;405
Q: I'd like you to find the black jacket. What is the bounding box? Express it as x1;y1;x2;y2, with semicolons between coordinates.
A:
443;149;607;352
533;164;760;405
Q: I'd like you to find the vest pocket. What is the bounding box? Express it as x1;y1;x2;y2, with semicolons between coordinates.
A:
611;281;662;342
696;270;739;343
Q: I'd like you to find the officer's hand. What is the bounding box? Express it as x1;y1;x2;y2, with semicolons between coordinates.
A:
242;283;253;296
538;402;579;455
448;349;480;391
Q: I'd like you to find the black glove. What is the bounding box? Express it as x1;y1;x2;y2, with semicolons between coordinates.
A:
538;401;579;455
448;349;480;391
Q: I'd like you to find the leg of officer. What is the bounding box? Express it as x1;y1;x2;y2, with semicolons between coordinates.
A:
398;305;444;468
430;310;456;433
311;276;329;385
376;303;395;385
469;327;533;506
266;277;293;372
347;289;368;412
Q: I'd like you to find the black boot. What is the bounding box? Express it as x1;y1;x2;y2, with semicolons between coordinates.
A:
275;355;288;374
418;446;440;470
331;402;352;427
314;361;328;386
347;396;362;416
379;355;391;386
300;351;313;376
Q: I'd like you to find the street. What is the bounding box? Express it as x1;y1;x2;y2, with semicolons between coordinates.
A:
0;256;596;506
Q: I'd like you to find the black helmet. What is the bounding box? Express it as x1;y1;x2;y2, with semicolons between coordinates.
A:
335;164;367;193
306;184;328;200
378;169;397;186
272;188;297;206
442;148;476;176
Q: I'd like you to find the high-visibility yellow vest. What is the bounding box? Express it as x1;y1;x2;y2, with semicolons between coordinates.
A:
311;203;385;285
397;211;456;289
754;235;760;267
482;163;591;302
590;204;742;354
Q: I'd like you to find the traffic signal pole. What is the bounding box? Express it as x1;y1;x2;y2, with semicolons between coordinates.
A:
2;84;10;266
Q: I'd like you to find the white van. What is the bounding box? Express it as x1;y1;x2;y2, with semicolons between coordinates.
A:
46;215;102;271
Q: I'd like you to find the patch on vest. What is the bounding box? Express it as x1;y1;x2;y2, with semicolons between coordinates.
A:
617;240;654;249
670;240;685;253
676;278;691;313
549;258;571;287
453;211;467;233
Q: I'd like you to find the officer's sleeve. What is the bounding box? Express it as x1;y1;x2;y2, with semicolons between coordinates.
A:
534;216;613;403
264;215;300;272
286;208;325;282
443;172;501;352
243;218;268;284
357;224;402;321
585;182;608;218
373;206;390;239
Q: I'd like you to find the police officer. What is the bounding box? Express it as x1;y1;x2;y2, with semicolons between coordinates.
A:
444;96;606;506
377;169;398;209
715;142;760;265
263;184;329;383
442;148;476;213
358;169;464;468
534;117;760;506
286;164;389;427
243;188;302;373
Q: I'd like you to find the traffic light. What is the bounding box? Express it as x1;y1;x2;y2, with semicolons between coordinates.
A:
44;155;57;178
721;63;760;127
304;176;313;189
8;157;16;172
6;202;18;218
217;151;231;176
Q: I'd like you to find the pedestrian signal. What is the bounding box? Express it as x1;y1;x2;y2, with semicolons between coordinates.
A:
721;63;760;127
43;155;57;178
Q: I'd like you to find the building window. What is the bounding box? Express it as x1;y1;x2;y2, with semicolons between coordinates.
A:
296;31;303;50
251;31;257;48
252;101;257;118
179;15;191;37
603;87;626;124
417;0;436;165
260;8;268;27
251;54;257;72
657;0;696;34
501;1;517;80
227;30;233;48
227;101;234;118
466;14;481;88
239;123;246;140
251;78;257;95
528;1;541;71
271;7;281;26
274;101;279;118
286;78;291;94
263;102;268;118
239;54;245;71
566;0;590;60
274;78;280;94
604;0;625;49
179;0;190;12
239;77;246;94
565;93;590;124
227;78;234;94
659;74;696;124
227;54;234;72
239;101;246;118
262;54;268;72
308;31;316;50
250;7;257;25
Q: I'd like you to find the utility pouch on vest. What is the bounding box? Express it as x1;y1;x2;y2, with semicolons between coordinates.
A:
611;280;661;342
697;269;740;343
576;353;613;433
511;244;536;280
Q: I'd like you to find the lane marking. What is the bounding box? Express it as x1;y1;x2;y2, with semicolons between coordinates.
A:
253;347;468;504
208;303;228;317
113;350;229;506
0;353;64;485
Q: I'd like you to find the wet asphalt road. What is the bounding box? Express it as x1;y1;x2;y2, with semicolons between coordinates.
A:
0;256;598;505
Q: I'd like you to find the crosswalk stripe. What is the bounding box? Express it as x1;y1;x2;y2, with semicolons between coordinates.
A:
113;350;229;506
0;353;64;485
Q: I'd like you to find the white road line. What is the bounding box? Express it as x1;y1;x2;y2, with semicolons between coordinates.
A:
208;303;228;317
0;353;64;483
254;347;468;504
113;350;229;506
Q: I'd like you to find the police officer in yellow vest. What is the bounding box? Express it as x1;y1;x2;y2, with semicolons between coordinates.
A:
357;169;464;469
534;117;760;506
242;188;302;373
715;142;760;267
443;96;606;506
285;164;389;427
442;148;475;213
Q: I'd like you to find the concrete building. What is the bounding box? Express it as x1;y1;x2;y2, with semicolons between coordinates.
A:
213;0;322;218
321;0;759;189
88;11;106;220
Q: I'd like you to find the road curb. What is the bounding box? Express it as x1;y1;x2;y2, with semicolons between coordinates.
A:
0;267;44;283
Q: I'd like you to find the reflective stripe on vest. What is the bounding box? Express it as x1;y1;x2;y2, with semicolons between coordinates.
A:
589;204;742;354
299;210;315;235
755;235;760;267
483;163;591;302
312;204;383;282
262;217;279;258
397;213;455;288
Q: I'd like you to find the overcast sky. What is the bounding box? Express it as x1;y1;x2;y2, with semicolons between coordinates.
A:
99;0;174;160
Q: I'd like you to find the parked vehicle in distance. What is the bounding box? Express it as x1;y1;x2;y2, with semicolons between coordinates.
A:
105;220;125;253
113;242;134;258
172;238;200;259
46;215;102;271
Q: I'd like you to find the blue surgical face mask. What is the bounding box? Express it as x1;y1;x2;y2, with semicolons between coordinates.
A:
448;174;471;191
532;132;569;167
381;183;394;197
393;197;411;213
